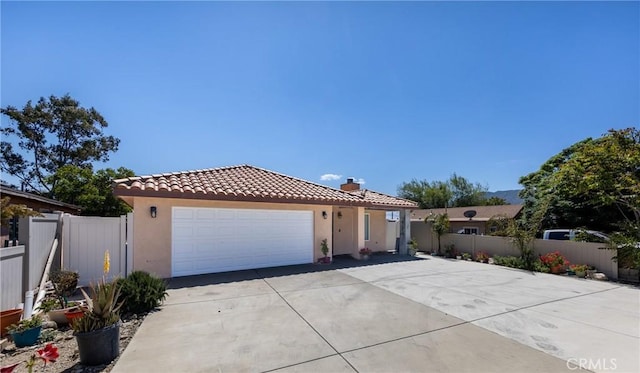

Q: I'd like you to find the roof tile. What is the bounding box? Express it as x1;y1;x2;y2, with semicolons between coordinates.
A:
113;164;417;208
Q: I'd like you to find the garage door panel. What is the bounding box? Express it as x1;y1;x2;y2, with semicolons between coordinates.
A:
172;207;313;277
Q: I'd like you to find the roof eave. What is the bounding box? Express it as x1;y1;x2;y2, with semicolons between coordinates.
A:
113;189;415;209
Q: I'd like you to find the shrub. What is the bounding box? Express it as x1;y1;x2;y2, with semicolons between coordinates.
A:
493;255;525;269
533;259;551;273
117;271;167;315
539;251;569;273
475;251;489;262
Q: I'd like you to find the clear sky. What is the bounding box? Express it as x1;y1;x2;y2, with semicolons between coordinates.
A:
2;1;638;196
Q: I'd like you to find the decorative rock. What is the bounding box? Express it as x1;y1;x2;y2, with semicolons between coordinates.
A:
593;272;608;281
42;321;58;330
3;344;16;353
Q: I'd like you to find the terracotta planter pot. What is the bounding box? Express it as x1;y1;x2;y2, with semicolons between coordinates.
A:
1;309;23;337
48;303;85;325
64;307;87;325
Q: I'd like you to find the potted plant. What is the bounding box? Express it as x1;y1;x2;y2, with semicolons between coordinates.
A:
37;296;85;326
72;251;122;366
1;308;23;338
570;264;589;278
462;253;472;261
319;238;331;264
7;315;42;347
37;270;80;325
359;247;372;260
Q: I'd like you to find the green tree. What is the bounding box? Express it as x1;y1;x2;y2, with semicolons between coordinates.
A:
1;94;120;196
486;214;511;236
449;173;488;207
427;213;450;255
507;198;549;270
519;128;639;235
398;174;494;208
0;197;42;227
48;165;134;216
485;196;509;206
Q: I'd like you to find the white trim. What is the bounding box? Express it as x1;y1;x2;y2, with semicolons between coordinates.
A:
462;227;479;235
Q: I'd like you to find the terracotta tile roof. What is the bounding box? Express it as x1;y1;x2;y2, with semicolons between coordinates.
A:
410;204;523;221
113;165;417;209
344;189;418;208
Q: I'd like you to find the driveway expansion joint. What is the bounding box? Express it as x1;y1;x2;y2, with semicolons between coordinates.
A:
261;277;361;373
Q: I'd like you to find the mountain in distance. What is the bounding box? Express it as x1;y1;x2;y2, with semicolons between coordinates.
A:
486;190;523;205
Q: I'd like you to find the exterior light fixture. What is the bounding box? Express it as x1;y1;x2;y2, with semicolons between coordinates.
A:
322;211;328;219
150;206;157;218
337;211;343;219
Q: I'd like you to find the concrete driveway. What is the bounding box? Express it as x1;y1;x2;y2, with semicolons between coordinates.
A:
113;255;639;373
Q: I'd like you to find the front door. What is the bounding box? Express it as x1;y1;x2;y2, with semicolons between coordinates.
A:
332;207;355;255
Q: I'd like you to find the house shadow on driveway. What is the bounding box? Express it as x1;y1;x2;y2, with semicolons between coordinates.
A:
166;252;429;289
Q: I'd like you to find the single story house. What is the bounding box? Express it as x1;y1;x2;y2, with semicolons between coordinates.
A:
410;204;523;251
1;184;81;246
113;165;417;278
411;204;523;235
0;184;81;215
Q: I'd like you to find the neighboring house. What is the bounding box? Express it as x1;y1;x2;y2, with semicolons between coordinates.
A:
410;204;523;251
0;184;81;214
112;165;417;278
1;184;81;245
411;204;523;235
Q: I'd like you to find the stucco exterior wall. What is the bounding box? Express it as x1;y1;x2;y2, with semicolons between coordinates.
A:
129;197;333;278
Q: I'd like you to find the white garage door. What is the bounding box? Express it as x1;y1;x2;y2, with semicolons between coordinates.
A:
172;207;314;277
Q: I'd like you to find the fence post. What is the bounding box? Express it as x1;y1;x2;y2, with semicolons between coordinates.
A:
126;212;134;276
62;214;70;270
18;216;31;297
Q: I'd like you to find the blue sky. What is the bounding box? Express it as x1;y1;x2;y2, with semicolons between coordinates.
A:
2;1;638;196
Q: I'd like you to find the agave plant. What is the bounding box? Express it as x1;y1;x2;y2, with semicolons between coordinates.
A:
72;281;122;333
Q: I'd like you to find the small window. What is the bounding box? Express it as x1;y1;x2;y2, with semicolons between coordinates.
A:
463;227;478;235
490;226;497;233
364;213;370;241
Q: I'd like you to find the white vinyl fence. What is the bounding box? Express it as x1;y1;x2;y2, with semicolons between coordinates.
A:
19;213;61;291
62;213;133;287
1;213;61;310
1;246;25;310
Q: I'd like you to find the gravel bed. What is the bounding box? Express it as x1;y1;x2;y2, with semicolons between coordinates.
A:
0;314;144;373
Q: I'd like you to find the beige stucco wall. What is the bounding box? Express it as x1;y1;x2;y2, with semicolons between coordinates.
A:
332;207;387;257
129;197;333;278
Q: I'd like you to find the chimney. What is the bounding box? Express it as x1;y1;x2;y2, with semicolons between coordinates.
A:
340;178;360;191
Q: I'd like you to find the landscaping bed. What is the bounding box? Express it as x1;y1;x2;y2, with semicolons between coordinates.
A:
0;313;145;373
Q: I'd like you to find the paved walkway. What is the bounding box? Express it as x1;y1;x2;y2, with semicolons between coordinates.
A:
112;255;639;372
